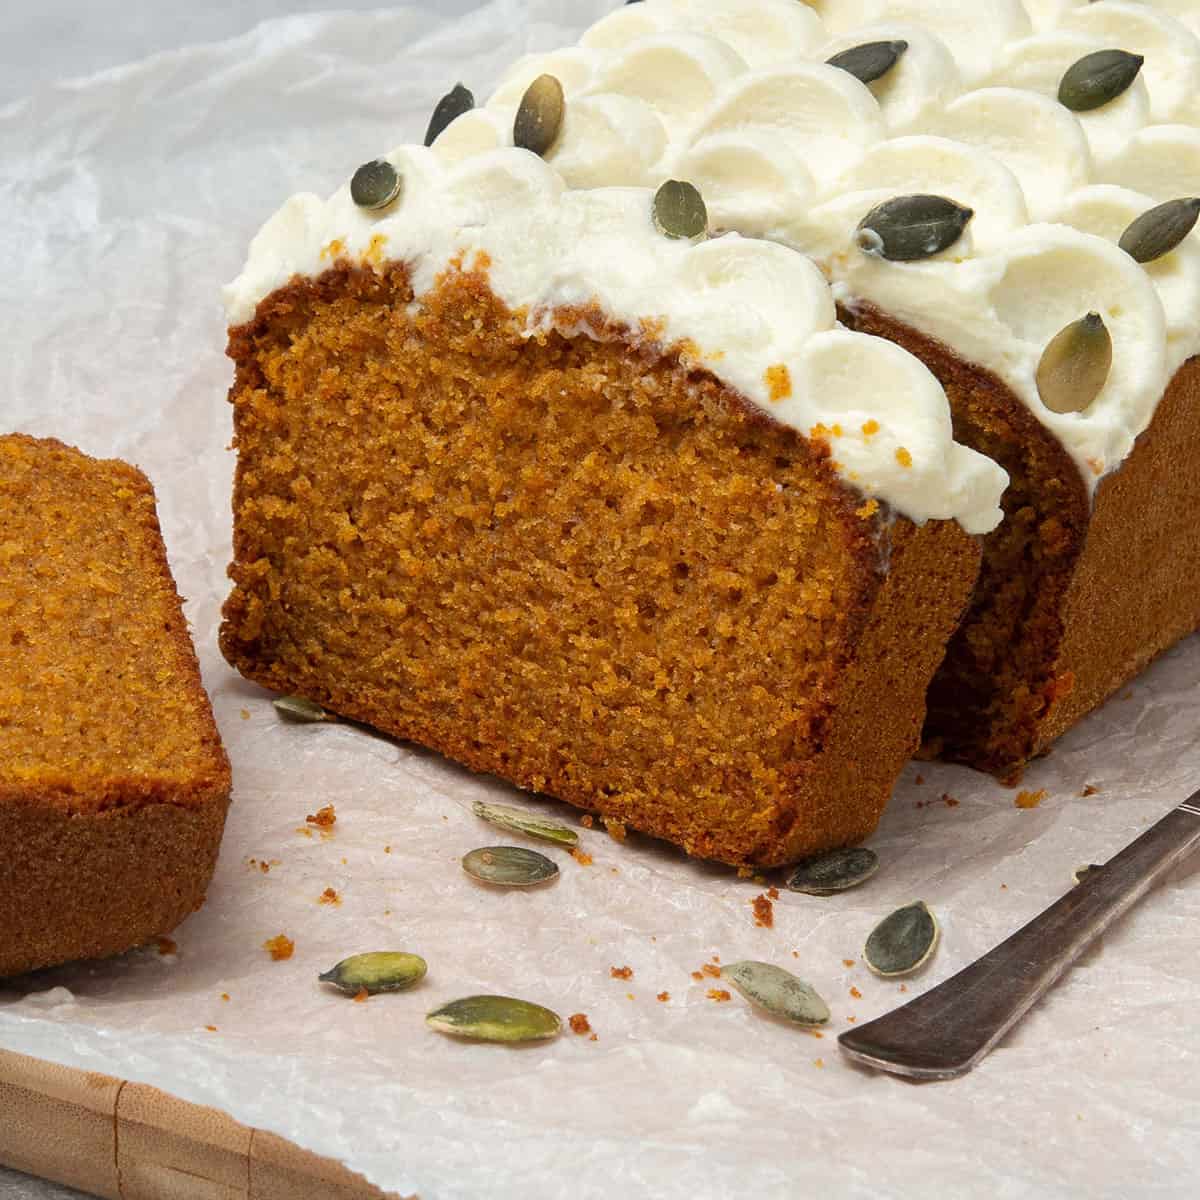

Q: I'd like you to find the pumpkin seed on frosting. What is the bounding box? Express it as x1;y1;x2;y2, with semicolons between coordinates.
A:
855;195;973;262
1118;198;1200;264
462;845;559;887
653;180;708;241
786;847;879;895
472;800;579;848
423;82;475;147
426;994;562;1042
350;159;403;211
1058;49;1144;112
319;951;427;995
513;74;565;157
1036;312;1112;415
826;40;909;86
723;961;831;1026
864;901;939;977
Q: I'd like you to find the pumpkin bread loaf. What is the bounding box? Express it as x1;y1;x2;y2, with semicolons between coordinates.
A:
0;434;231;978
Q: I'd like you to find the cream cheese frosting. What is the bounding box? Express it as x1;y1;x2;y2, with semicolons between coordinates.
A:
225;147;1007;535
429;0;1200;493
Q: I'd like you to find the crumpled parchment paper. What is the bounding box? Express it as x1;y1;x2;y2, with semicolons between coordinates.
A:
2;3;1199;1197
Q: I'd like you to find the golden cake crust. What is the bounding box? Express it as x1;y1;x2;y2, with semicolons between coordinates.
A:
0;434;231;977
221;262;980;866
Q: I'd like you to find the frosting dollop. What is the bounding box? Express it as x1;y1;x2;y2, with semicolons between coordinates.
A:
226;147;1007;535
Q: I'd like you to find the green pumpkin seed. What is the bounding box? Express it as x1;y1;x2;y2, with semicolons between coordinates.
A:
1058;50;1144;112
653;179;708;241
471;800;579;848
319;951;427;995
426;994;562;1042
1118;197;1200;264
826;40;909;85
513;74;564;157
1036;312;1112;415
786;847;879;895
349;159;403;210
855;194;973;261
273;694;336;723
1073;863;1104;885
462;845;559;887
864;901;939;977
423;82;475;147
723;960;830;1026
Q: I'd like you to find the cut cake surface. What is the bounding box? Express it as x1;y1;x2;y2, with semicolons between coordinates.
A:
0;434;231;977
220;262;981;867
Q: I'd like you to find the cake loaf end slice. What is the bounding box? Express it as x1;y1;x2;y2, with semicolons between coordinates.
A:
0;434;232;977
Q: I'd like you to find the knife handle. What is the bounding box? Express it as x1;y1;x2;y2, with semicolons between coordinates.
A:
838;791;1200;1080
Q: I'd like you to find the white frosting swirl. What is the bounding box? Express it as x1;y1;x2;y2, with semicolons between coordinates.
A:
426;0;1200;495
225;148;1006;535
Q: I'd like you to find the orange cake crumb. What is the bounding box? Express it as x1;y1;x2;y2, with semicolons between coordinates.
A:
580;815;595;829
842;959;855;967
706;989;732;1002
306;804;337;829
571;848;593;866
895;447;913;468
701;963;722;979
691;971;704;982
221;993;230;1002
752;893;774;928
861;419;880;437
814;1058;824;1068
767;886;779;900
603;818;626;843
610;965;633;980
1015;789;1046;809
353;987;369;1003
765;364;792;402
850;986;862;999
205;1025;218;1033
156;938;177;956
1082;784;1099;797
263;935;294;961
319;887;341;906
569;1013;592;1035
657;992;670;1002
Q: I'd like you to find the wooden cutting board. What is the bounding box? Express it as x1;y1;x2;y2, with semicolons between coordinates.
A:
0;1048;409;1199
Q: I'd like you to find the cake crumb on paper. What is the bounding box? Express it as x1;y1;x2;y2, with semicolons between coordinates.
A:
657;992;670;1002
569;1013;592;1035
306;804;337;829
752;893;774;928
610;965;633;980
319;887;341;906
263;934;294;961
1015;789;1047;809
706;989;731;1002
571;847;593;866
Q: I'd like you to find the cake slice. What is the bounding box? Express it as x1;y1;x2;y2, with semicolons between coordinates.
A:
0;435;231;977
220;150;1004;867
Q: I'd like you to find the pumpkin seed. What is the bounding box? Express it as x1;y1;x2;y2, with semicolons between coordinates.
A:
426;994;562;1042
855;194;973;261
1036;312;1112;415
653;179;708;241
349;159;402;210
864;901;939;977
1058;50;1144;112
471;800;579;848
1073;863;1104;885
273;695;336;723
513;74;564;157
423;82;475;146
723;960;831;1026
826;40;909;85
1118;197;1200;264
319;952;427;995
786;847;879;895
462;845;559;887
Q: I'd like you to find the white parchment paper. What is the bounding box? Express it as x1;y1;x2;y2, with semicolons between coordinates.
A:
2;3;1199;1196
